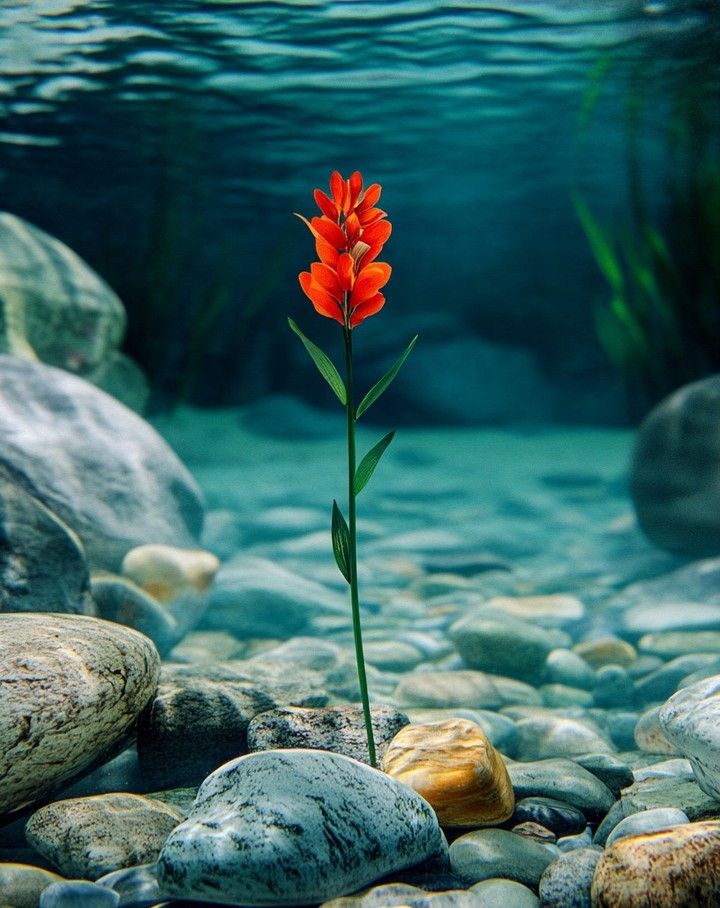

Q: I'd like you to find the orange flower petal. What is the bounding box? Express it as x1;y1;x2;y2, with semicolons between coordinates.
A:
350;292;385;327
337;252;355;292
315;237;339;267
314;189;338;221
312;216;347;249
349;262;391;307
330;171;345;209
361;219;391;248
299;272;344;323
357;182;381;211
345;211;362;245
311;261;342;300
348;171;363;209
357;206;386;226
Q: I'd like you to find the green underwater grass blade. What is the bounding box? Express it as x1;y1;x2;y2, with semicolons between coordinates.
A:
331;499;352;583
288;318;347;405
355;334;418;420
354;430;395;495
573;195;624;294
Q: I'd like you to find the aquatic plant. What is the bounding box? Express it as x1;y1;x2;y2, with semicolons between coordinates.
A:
290;170;417;766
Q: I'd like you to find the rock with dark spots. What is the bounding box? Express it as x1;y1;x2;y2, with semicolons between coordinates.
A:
247;704;409;764
91;576;179;655
630;376;720;556
0;466;93;615
538;846;602;908
511;797;587;837
0;355;204;569
25;793;182;880
157;749;448;905
0;613;160;820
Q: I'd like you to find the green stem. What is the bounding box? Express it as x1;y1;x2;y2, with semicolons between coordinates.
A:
343;325;377;768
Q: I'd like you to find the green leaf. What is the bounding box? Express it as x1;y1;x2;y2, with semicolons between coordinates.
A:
331;500;352;583
354;430;395;495
355;335;418;420
288;318;346;405
574;195;624;294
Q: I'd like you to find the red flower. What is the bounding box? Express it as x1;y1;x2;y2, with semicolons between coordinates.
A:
297;170;392;328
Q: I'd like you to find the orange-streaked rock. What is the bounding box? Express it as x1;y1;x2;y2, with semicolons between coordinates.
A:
382;718;514;827
122;544;219;602
591;820;720;907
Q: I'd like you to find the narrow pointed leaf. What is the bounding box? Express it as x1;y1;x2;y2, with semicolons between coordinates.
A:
354;430;395;495
355;334;418;419
288;318;346;405
331;500;352;583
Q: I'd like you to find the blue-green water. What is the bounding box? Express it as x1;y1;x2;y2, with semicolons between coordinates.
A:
0;0;718;419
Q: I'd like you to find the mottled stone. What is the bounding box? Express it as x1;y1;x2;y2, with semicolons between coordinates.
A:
512;821;557;844
449;828;558;886
0;613;160;819
514;714;614;760
605;806;690;847
506;759;615;820
248;704;408;764
404;708;518;756
0;355;203;569
0;863;64;908
630;376;720;555
619;775;719;823
659;674;720;801
573;638;637;670
157;749;448;905
591;820;720;907
25;793;182;880
382;719;514;827
511;797;587;837
449;612;561;682
538;846;601;908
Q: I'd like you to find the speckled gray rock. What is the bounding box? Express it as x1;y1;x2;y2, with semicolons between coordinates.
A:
659;674;720;799
0;355;203;569
247;704;409;764
157;749;448;905
320;883;483;906
0;613;160;819
449;828;557;886
0;863;64;908
449;613;562;682
39;880;119;907
605;806;690;847
630;376;720;556
25;793;182;880
505;759;615;820
538;846;602;908
0;465;93;615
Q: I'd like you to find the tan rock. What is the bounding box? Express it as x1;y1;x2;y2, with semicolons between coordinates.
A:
122;544;219;602
591;820;720;907
485;594;585;624
634;705;679;755
573;637;637;669
382;718;514;827
0;864;64;908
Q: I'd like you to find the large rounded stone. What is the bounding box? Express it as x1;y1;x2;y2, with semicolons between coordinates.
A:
157;749;448;905
382;719;514;827
0;863;64;908
0;613;160;819
0;355;204;569
591;820;720;906
630;375;720;556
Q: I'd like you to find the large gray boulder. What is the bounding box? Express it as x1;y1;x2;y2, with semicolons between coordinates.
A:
0;355;204;569
630;375;720;556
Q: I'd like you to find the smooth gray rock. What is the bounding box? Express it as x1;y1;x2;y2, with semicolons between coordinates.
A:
511;797;587;837
0;863;64;908
505;759;616;820
91;576;179;655
513;714;614;760
659;673;720;799
605;806;690;847
157;749;448;905
538;846;602;908
96;864;163;907
39;880;120;907
0;614;160;820
25;793;182;880
0;465;92;614
543;649;597;691
634;653;720;704
449;828;557;886
630;376;720;556
469;878;539;907
0;355;203;569
394;670;540;710
320;882;483;906
572;753;634;796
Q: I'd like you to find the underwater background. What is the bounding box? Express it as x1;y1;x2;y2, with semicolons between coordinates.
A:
2;0;718;423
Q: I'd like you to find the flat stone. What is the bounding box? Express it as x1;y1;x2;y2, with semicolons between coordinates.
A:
592;820;720;906
482;594;585;626
25;793;182;880
39;880;119;907
573;638;637;669
505;759;615;820
0;614;160;819
639;630;720;658
511;797;587;837
605;806;690;847
449;828;558;887
320;882;483;906
620;776;720;821
538;846;602;908
382;719;514;827
469;878;539;907
157;749;448;905
247;704;408;764
0;863;64;908
394;670;540;710
0;355;203;569
659;673;720;799
513;714;614;760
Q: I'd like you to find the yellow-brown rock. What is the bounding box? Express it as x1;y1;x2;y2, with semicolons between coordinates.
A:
122;543;219;602
573;637;637;669
591;820;720;907
382;718;514;827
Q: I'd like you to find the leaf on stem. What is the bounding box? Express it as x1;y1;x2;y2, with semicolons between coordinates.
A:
288;318;347;405
355;334;418;419
331;499;352;583
354;430;395;495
